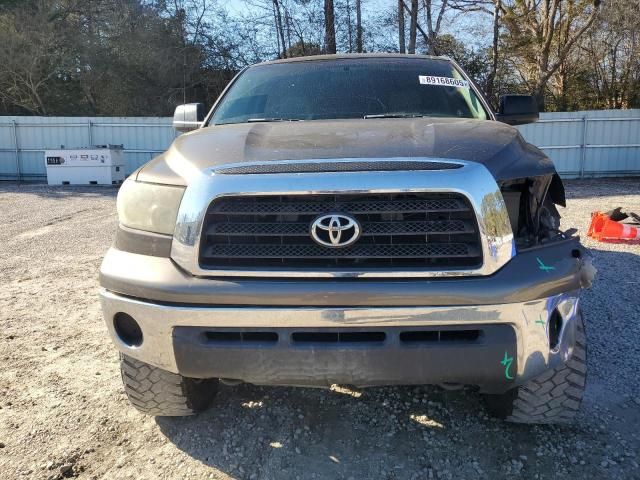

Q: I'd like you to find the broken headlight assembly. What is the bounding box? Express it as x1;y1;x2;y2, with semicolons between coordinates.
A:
499;174;573;249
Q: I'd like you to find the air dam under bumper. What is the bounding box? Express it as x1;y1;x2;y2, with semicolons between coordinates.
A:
173;324;517;389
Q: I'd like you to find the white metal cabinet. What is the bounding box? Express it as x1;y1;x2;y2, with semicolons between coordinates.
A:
45;145;125;186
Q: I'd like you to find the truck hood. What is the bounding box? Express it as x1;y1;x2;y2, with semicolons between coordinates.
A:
136;117;556;186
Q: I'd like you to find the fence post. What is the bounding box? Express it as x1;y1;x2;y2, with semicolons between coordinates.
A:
87;119;93;146
11;119;21;182
579;116;588;179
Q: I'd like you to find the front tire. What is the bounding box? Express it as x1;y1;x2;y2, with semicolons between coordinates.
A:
119;354;218;416
484;310;587;424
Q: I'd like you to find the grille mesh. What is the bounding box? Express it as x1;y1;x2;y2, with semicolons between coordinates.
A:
210;220;471;236
199;193;482;271
203;243;473;259
215;198;466;214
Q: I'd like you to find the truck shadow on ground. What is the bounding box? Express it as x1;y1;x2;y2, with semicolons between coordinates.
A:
155;382;594;479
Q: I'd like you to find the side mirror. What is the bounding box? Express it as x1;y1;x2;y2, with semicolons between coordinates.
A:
496;95;539;126
173;103;206;132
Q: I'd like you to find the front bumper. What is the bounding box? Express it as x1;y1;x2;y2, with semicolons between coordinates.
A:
100;238;592;392
100;289;582;393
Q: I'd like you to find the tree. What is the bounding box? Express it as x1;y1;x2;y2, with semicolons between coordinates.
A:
345;0;354;51
578;0;640;108
448;0;504;102
398;0;406;53
437;34;491;84
324;0;337;53
423;0;449;55
0;2;67;114
0;0;634;116
486;0;501;101
0;0;236;116
408;0;419;53
501;0;601;110
272;0;287;58
355;0;363;52
285;40;322;57
399;0;451;56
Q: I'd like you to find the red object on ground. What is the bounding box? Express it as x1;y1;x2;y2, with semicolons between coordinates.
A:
587;211;640;243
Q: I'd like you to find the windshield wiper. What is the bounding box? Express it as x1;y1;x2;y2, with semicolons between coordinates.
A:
247;117;301;123
363;113;431;119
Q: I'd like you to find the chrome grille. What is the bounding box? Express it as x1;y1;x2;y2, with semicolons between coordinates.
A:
199;193;482;270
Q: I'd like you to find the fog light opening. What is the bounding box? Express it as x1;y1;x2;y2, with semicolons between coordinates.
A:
548;309;563;351
114;312;143;347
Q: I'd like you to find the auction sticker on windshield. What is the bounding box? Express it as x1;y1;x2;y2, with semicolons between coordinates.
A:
419;76;469;88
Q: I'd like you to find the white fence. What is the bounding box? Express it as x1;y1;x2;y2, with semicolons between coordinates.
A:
0;117;176;181
518;109;640;178
1;110;639;181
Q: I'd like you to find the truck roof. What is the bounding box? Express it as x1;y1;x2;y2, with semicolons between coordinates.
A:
259;53;450;66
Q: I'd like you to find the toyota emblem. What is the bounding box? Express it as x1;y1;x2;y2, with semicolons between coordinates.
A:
310;214;361;248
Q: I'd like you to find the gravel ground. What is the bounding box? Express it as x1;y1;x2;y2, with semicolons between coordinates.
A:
0;178;639;480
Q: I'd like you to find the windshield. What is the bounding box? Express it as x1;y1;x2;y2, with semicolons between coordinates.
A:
209;57;489;125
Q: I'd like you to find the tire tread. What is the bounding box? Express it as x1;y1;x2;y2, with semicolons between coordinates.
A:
119;354;218;417
485;310;587;424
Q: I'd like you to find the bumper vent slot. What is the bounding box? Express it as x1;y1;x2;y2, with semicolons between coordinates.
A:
203;331;279;344
199;193;483;271
291;331;386;344
399;329;482;344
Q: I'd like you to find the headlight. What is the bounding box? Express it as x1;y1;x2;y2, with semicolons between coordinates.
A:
116;179;185;235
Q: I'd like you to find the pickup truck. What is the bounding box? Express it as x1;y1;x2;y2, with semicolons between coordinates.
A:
100;54;595;423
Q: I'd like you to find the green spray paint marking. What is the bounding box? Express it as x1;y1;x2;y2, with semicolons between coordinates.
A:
536;257;556;273
535;316;546;327
501;351;514;380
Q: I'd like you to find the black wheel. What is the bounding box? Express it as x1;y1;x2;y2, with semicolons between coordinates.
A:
119;354;218;416
484;309;587;424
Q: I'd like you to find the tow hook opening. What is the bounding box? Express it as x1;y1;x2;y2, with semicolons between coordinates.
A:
548;309;563;351
114;312;143;347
